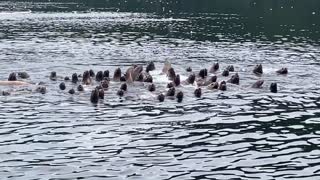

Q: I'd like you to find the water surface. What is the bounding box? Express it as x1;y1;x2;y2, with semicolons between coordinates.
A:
0;1;320;179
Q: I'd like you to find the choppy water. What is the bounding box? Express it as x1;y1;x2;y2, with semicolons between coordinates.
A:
1;1;320;179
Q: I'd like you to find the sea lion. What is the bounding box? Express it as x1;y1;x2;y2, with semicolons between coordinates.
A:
270;83;277;93
68;89;75;94
72;73;78;83
167;87;175;96
1;91;10;96
252;80;264;88
98;89;104;99
226;65;235;72
50;71;57;81
101;80;109;89
198;69;208;79
146;62;155;72
162;61;172;74
103;70;109;78
64;76;70;81
276;68;288;75
126;65;143;82
222;70;229;77
176;91;184;103
184;73;196;85
120;83;127;91
117;89;124;97
197;75;217;86
167;68;176;81
167;82;175;88
253;64;263;75
36;86;47;94
96;71;103;82
194;88;202;98
82;71;92;85
18;72;30;79
148;84;156;92
120;76;126;82
59;82;66;90
8;73;17;81
77;85;84;91
209;63;219;73
90;89;99;103
157;93;165;102
208;82;219;90
174;74;180;86
89;69;95;77
227;73;239;85
113;68;122;81
143;74;153;83
219;81;227;91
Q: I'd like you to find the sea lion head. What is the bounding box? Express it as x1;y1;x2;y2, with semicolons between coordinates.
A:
101;80;109;89
120;83;127;91
77;85;84;91
90;89;99;103
157;93;165;102
253;64;263;75
210;63;219;73
209;75;217;83
167;68;176;80
198;69;208;79
144;74;153;83
194;88;202;98
174;74;180;86
64;76;70;81
8;72;17;81
208;82;219;90
117;89;124;97
176;91;184;103
219;81;227;91
166;87;175;96
146;62;155;72
89;69;95;77
270;83;278;93
68;89;75;94
222;70;229;77
120;75;126;82
276;68;288;75
82;71;91;85
113;68;121;81
103;70;109;78
36;86;47;94
167;82;175;88
72;73;78;83
96;71;103;82
50;71;57;81
187;74;196;84
59;82;66;90
148;84;156;92
186;67;192;72
226;65;235;72
228;73;239;84
18;72;29;79
252;80;264;88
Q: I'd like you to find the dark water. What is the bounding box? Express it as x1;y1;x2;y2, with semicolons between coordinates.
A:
1;1;320;179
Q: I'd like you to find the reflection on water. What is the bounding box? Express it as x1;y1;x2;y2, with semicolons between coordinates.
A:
0;1;320;179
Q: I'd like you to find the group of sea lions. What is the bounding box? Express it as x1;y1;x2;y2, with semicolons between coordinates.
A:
0;62;287;103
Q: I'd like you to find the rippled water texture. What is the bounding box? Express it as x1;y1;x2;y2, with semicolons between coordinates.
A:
1;1;320;179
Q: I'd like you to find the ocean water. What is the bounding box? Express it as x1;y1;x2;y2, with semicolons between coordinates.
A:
0;1;320;179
